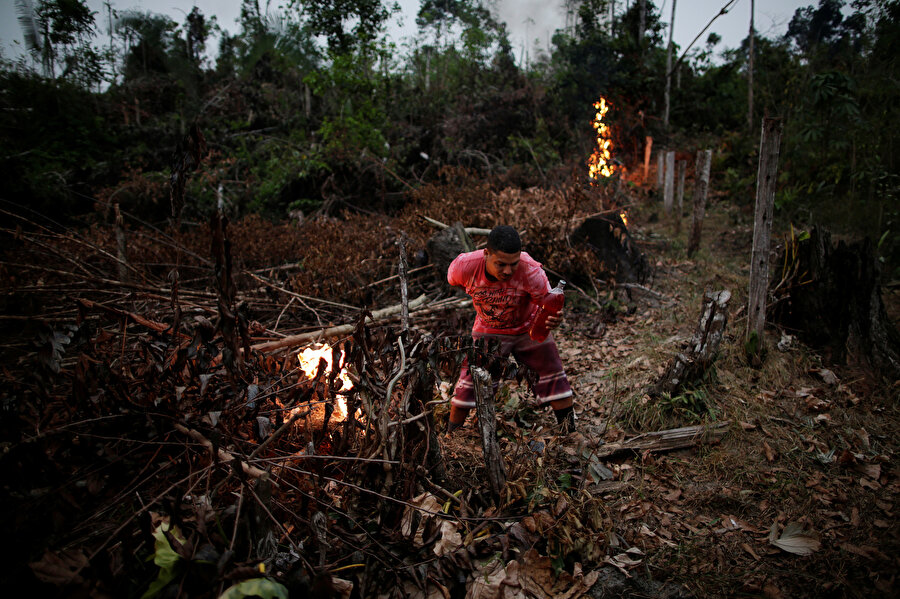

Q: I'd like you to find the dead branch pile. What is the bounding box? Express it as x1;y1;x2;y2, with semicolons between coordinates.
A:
0;177;630;598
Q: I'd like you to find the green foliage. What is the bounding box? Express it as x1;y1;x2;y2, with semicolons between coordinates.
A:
141;521;186;599
220;578;290;599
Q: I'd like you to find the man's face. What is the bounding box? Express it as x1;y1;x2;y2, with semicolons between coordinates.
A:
484;248;520;282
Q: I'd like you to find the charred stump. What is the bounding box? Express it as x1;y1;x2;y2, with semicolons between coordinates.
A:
770;227;900;381
650;290;731;398
570;214;650;284
471;366;506;500
426;222;474;291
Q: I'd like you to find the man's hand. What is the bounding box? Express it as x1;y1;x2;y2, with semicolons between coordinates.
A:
546;312;562;329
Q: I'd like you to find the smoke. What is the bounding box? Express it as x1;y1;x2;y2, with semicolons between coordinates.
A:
491;0;568;63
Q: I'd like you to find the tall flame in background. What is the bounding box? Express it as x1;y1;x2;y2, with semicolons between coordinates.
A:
298;344;351;419
587;98;621;181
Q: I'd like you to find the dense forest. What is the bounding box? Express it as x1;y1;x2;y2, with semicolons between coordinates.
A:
1;1;898;598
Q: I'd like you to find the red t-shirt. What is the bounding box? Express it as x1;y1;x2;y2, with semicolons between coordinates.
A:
447;250;551;335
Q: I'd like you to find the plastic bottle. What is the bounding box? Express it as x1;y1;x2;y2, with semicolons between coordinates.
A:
529;281;566;342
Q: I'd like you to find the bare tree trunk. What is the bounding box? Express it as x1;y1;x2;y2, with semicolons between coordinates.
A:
747;118;783;355
748;0;755;133
472;366;506;500
643;136;653;182
687;149;712;257
664;151;675;215
663;0;677;133
639;0;647;42
675;159;686;233
304;82;311;119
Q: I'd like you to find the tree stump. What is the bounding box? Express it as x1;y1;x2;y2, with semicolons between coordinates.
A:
770;227;900;381
426;222;474;291
471;366;506;500
650;290;731;397
570;215;650;284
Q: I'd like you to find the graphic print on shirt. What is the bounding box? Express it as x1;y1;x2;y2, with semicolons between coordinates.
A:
471;287;530;330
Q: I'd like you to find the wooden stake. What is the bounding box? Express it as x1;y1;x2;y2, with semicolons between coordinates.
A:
664;151;675;215
397;232;409;332
643;136;653;182
675;159;686;233
471;366;506;500
747;118;784;353
656;150;665;188
687;149;712;257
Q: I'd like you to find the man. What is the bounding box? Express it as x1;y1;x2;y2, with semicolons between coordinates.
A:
447;225;576;433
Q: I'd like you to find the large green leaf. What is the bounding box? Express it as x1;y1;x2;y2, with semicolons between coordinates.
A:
219;578;290;599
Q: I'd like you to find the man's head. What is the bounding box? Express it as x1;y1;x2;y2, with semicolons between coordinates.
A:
484;225;521;282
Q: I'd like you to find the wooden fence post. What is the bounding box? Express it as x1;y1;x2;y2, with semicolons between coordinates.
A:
675;159;686;233
643;136;653;182
747;118;784;356
687;149;712;257
663;151;675;215
657;151;665;188
471;366;506;500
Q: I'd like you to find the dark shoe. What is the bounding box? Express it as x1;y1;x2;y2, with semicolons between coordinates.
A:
559;411;576;434
554;405;576;434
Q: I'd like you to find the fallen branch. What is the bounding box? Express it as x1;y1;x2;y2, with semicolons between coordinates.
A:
594;421;730;459
246;272;358;310
618;283;670;302
251;294;429;353
173;423;273;483
417;215;491;236
76;298;186;338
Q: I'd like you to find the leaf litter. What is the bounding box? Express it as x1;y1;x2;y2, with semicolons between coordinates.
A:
0;172;897;598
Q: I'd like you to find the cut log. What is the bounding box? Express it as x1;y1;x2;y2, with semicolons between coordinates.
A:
594;421;729;459
472;366;506;500
650;290;731;397
770;226;900;382
570;215;650;284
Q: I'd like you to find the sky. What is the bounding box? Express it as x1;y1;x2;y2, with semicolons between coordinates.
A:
1;0;814;68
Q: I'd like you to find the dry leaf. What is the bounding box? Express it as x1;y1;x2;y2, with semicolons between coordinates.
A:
855;462;881;480
762;441;776;462
664;488;683;501
29;549;89;586
768;522;820;555
603;553;642;576
810;368;838;385
742;543;761;560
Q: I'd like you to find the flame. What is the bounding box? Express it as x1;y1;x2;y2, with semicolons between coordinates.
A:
587;98;622;181
298;344;351;419
620;210;628;227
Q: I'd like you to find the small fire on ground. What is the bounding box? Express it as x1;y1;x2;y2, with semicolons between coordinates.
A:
620;211;628;227
587;97;622;181
298;344;352;419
